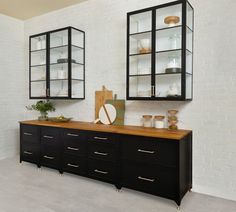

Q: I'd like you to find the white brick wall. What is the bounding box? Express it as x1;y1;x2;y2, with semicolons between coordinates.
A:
0;14;25;159
0;0;235;202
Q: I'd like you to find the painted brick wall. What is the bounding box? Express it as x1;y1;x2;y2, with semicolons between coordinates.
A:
19;0;236;201
0;14;25;159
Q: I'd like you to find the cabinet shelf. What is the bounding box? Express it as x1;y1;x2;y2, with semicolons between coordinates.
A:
29;26;85;100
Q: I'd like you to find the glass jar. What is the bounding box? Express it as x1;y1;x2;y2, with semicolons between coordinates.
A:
154;116;165;129
142;115;153;128
169;34;180;49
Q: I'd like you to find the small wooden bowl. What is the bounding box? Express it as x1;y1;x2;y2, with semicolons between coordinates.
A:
168;110;178;115
164;16;180;25
139;48;151;54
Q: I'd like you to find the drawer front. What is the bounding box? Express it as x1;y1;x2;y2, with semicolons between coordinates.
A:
21;144;39;164
122;163;177;199
41;127;60;146
63;129;86;156
63;154;86;175
41;147;60;169
88;142;116;162
87;131;115;144
122;136;178;167
21;125;39;144
88;159;115;182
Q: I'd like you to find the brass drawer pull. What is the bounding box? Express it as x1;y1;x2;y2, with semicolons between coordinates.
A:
94;151;108;156
67;163;79;168
67;147;79;151
24;151;33;155
94;169;108;175
43;135;54;139
94;136;108;141
43;155;54;160
138;176;155;182
24;132;32;136
138;149;155;154
67;133;79;137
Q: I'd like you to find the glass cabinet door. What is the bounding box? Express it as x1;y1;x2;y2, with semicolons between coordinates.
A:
71;28;85;99
30;34;47;98
155;3;182;98
49;29;69;98
128;11;152;98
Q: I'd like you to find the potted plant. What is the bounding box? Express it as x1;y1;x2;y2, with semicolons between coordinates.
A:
26;100;56;121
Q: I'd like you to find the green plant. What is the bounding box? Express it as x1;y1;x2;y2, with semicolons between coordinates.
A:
26;100;55;120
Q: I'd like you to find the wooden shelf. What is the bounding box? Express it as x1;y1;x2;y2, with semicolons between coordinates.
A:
19;120;191;140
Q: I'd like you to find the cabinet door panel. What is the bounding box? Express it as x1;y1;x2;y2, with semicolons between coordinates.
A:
41;127;60;147
21;125;39;144
63;154;86;175
21;144;39;164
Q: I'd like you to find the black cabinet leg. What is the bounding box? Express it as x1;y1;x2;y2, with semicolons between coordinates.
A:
175;199;181;210
115;184;122;190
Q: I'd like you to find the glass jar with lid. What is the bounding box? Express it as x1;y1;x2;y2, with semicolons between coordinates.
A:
142;115;153;128
154;116;165;129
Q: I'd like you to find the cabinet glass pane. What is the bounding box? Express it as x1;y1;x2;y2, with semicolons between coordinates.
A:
72;46;84;64
186;51;192;74
72;80;84;98
31;50;46;66
186;73;192;99
186;27;193;52
130;32;152;55
50;80;68;97
156;4;182;30
187;3;193;30
31;35;46;51
72;29;84;48
31;81;46;97
155;74;181;98
31;66;46;81
50;30;68;48
129;54;151;76
129;76;151;97
130;11;152;34
156;50;181;74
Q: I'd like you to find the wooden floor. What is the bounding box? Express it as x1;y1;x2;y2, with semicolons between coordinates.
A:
0;157;235;212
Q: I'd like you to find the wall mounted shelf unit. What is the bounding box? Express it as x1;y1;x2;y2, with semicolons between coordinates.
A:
127;0;194;101
29;26;85;99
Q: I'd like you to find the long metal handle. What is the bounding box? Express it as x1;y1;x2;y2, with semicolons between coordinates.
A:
43;155;54;160
46;88;50;97
23;132;32;136
43;135;54;139
94;151;108;156
67;133;79;137
24;151;33;155
138;149;155;154
67;163;79;168
94;136;108;141
94;169;108;175
138;176;155;182
67;147;79;151
151;86;155;97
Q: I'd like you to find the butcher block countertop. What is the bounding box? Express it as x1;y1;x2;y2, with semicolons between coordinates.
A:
19;120;192;140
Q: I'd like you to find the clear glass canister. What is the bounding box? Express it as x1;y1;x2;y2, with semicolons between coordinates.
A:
142;115;153;128
154;116;165;129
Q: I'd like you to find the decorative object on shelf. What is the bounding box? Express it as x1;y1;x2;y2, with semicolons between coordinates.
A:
57;69;67;79
36;37;42;50
169;34;180;49
164;16;180;27
106;94;125;126
138;90;151;97
26;100;55;121
95;86;113;120
139;39;151;54
142;115;153;127
154;116;165;129
168;110;178;130
167;83;180;97
48;115;72;122
165;55;181;74
57;58;76;64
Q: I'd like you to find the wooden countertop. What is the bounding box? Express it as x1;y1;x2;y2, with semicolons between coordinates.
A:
19;120;191;140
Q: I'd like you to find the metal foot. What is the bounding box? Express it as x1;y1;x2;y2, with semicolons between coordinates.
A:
177;206;180;210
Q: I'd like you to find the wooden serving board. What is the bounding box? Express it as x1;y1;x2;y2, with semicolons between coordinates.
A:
95;86;113;120
106;94;125;126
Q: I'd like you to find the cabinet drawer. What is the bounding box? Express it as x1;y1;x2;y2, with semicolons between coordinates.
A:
88;142;116;162
41;127;60;146
21;125;39;144
63;129;86;156
88;132;115;144
41;147;60;169
21;144;39;164
88;159;115;182
63;154;86;175
122;136;177;167
122;163;177;199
